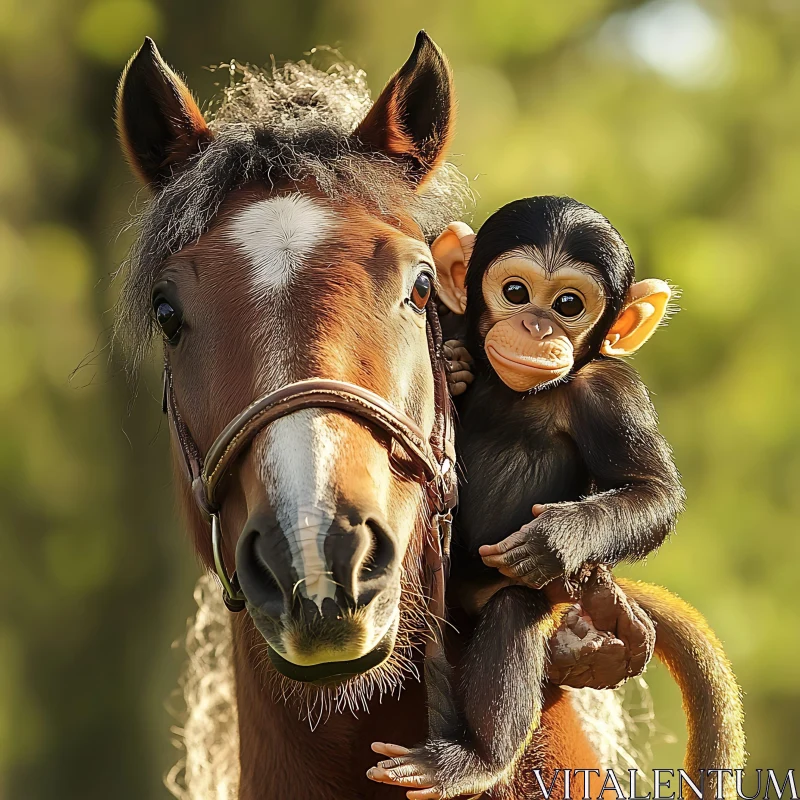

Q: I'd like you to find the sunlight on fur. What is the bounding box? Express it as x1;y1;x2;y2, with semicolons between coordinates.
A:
166;576;657;800
569;678;656;790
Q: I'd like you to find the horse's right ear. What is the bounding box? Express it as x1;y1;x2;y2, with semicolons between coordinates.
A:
353;31;455;185
115;37;213;187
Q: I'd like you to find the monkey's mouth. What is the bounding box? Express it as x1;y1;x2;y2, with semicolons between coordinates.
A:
486;344;571;374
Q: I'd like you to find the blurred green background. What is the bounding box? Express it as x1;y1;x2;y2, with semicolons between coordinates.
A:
1;0;798;796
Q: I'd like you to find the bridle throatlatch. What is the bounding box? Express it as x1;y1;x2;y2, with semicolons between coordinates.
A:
161;301;458;630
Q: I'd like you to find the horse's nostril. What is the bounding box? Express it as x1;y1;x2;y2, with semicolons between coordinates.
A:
254;547;283;597
359;517;395;582
238;509;399;618
235;526;286;618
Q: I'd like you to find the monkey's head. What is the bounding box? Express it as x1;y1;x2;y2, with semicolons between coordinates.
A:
432;197;671;392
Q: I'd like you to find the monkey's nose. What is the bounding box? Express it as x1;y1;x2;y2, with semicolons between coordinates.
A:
523;316;553;339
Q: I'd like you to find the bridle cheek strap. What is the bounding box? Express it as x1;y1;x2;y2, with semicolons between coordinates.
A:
163;303;457;617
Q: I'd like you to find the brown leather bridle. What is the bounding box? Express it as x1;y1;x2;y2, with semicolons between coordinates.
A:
162;301;457;620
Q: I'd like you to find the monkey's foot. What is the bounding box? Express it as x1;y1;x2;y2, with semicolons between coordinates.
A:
547;566;655;689
368;743;441;800
368;742;496;800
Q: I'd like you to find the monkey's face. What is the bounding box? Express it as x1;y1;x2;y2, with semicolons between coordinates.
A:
431;207;673;395
480;250;606;391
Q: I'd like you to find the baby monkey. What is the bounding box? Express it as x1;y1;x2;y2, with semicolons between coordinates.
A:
368;197;685;798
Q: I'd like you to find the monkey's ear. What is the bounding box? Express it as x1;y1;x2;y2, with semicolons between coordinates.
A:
352;31;455;184
601;279;671;356
431;222;474;314
115;37;213;187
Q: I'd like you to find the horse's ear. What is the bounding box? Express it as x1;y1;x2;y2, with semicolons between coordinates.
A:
353;31;455;185
115;37;213;187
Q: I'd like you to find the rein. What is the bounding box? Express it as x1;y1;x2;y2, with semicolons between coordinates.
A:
161;301;457;631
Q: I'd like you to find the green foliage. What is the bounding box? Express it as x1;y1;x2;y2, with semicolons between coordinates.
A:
77;0;164;65
1;0;798;795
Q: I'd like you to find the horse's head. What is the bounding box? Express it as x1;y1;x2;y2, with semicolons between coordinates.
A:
116;35;465;693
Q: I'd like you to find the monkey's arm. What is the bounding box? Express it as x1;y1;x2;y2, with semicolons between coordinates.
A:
482;361;685;584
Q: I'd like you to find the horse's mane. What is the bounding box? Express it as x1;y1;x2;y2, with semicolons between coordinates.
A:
165;575;656;800
115;55;472;375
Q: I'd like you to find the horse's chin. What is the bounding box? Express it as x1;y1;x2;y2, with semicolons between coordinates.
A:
266;620;398;685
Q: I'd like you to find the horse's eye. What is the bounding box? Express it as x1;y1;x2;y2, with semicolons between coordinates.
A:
153;296;183;342
552;292;585;318
409;272;432;312
502;281;529;305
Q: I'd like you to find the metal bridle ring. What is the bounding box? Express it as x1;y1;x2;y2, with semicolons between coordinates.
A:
211;513;245;611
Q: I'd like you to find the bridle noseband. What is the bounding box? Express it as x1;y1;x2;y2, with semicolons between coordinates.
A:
162;302;457;619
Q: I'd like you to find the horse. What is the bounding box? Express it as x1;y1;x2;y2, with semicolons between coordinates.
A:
115;33;607;799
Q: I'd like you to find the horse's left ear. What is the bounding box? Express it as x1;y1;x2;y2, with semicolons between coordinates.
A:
353;31;455;185
115;37;213;187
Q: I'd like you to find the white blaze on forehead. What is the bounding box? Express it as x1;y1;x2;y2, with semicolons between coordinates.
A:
260;410;341;608
227;193;334;291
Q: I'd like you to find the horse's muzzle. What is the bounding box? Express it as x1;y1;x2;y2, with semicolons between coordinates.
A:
235;505;402;669
265;621;397;684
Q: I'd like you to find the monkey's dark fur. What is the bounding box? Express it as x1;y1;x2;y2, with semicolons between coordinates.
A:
418;197;685;795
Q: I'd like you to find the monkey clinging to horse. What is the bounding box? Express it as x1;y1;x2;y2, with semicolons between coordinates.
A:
369;197;745;799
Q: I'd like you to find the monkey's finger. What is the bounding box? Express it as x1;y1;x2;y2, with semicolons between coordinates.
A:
448;369;473;386
607;590;653;652
407;788;443;800
445;359;472;373
479;531;529;557
622;604;655;676
367;764;418;786
449;360;473;373
372;742;412;758
479;546;528;570
444;341;473;362
495;557;546;584
613;599;641;642
449;381;469;397
369;765;436;788
570;611;594;639
376;756;412;770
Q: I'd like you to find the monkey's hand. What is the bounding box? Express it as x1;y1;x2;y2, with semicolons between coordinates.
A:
546;566;655;689
443;339;473;397
479;507;565;588
368;742;497;800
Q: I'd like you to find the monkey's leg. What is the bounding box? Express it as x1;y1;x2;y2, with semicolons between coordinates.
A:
369;586;557;800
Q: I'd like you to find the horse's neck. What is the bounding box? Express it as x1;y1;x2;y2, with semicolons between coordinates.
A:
231;615;428;800
230;619;612;800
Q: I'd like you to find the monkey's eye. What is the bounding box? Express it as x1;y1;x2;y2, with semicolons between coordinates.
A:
409;272;433;313
502;281;530;305
152;291;183;343
552;292;585;318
